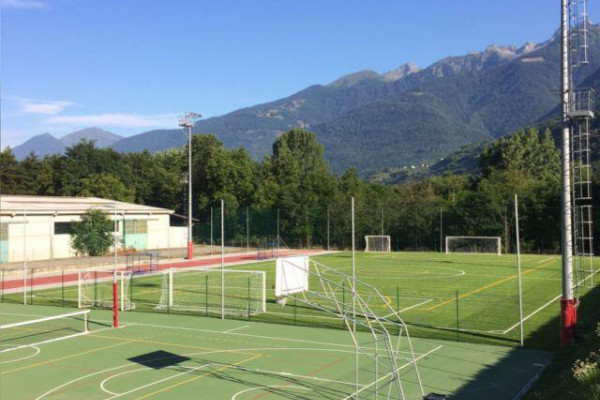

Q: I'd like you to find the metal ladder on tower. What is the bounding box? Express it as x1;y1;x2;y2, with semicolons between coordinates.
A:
571;116;594;288
567;0;595;289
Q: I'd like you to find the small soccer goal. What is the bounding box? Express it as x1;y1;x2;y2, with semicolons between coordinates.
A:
364;235;391;252
445;236;502;255
78;269;135;311
275;256;310;297
156;267;266;317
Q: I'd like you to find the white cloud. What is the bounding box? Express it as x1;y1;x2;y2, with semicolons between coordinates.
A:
21;100;75;115
46;113;179;129
1;0;45;9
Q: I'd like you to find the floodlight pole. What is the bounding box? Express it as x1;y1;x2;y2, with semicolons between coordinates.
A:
560;0;576;347
178;112;202;260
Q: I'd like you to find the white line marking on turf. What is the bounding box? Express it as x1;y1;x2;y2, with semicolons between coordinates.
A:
232;385;311;400
537;257;555;264
400;299;433;312
223;325;249;333
0;345;40;364
502;294;562;334
103;364;210;399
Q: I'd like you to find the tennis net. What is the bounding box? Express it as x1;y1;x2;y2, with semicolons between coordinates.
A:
0;310;90;353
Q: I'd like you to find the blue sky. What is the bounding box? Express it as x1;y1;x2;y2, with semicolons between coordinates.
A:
2;0;599;148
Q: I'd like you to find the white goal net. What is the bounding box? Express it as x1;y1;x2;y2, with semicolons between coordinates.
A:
78;269;135;311
445;236;502;255
364;235;391;252
275;256;309;297
156;268;266;316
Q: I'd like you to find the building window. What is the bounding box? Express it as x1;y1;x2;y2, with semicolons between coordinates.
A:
124;220;147;234
55;222;76;235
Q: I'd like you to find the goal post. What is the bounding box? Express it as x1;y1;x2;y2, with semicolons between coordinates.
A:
78;269;135;311
445;236;502;255
365;235;391;252
157;267;266;316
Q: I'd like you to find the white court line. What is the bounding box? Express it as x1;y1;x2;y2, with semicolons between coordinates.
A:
104;364;210;399
232;385;310;400
223;325;249;333
0;345;40;364
127;321;432;357
37;346;415;400
209;361;361;388
341;345;444;400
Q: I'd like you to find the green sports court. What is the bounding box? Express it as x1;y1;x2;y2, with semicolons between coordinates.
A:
2;250;591;399
1;303;551;400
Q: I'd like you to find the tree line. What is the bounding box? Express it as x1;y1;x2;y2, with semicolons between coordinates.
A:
1;126;591;253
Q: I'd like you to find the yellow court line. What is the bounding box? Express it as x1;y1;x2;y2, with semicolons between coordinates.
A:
426;258;557;311
2;336;137;375
86;333;261;358
131;353;263;400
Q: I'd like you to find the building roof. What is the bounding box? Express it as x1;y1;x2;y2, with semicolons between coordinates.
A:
0;195;173;216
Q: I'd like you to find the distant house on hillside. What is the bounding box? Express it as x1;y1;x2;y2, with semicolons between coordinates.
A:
0;195;186;263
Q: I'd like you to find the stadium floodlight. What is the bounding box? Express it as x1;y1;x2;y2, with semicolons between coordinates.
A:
178;112;202;260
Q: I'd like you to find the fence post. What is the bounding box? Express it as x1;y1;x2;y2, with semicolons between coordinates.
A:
456;290;460;342
205;274;209;316
61;270;65;307
293;296;297;325
30;268;34;305
247;276;251;319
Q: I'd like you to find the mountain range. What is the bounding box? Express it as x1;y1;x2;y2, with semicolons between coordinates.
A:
11;25;600;176
12;128;122;159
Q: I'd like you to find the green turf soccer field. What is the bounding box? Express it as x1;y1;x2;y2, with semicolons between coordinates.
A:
3;251;597;348
0;303;551;400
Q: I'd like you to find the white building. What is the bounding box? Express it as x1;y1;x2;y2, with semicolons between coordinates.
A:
0;195;187;263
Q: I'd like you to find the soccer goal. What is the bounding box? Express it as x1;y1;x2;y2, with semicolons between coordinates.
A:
365;235;391;252
78;269;135;311
445;236;502;255
156;268;266;316
275;256;309;297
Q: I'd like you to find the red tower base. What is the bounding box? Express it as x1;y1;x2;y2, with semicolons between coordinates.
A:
560;298;578;347
187;241;194;260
